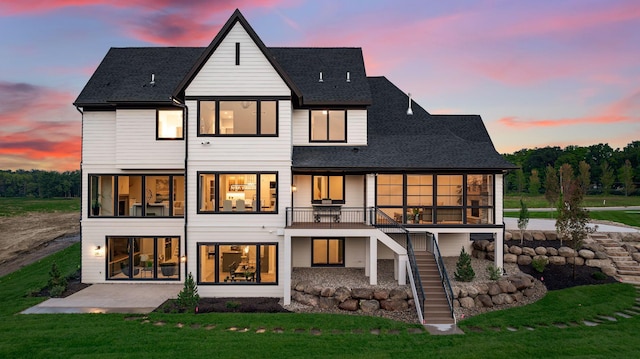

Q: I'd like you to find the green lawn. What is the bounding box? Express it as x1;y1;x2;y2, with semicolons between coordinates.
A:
0;197;80;216
1;243;640;358
504;194;640;209
504;210;640;228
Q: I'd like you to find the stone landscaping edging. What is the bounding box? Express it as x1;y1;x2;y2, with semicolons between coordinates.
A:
291;281;414;312
452;274;537;310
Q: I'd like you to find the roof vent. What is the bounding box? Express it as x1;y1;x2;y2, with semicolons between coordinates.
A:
318;71;323;83
406;92;413;116
346;71;351;82
150;73;155;87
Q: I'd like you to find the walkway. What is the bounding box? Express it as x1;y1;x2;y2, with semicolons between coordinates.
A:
504;217;640;232
21;283;181;314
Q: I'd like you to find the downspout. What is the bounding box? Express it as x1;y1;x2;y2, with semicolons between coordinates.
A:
75;105;84;281
171;97;188;278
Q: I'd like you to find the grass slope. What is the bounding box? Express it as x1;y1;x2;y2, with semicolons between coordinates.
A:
0;197;80;216
504;210;640;228
1;244;640;358
504;194;640;209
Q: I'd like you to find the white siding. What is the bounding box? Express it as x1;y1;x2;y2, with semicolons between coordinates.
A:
291;236;366;268
292;175;364;207
83;111;116;165
436;233;471;257
115;109;184;169
292;109;367;146
186;22;290;97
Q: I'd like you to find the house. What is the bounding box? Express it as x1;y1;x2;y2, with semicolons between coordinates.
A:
74;9;515;322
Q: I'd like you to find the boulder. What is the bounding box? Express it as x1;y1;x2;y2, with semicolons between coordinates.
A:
509;246;523;255
486;252;495;261
486;242;495;252
488;283;501;296
304;285;322;296
338;299;359;311
320;287;336;297
318;296;338;309
546;247;558;256
544;231;558;241
579;249;595;259
510;277;525;290
523;232;533;241
497;279;517;293
623;243;638;253
505;232;513;241
475;250;487;260
567;256;585;266
474;239;490;250
459;297;475;308
359;299;380;313
492;293;509;305
405;287;414;299
602;266;617;277
522;247;536;256
517;255;532;266
453;299;460;308
511;291;524;302
558;247;576;257
476;283;489;295
459;287;468;298
511;231;522;241
466;285;479;298
535;246;547;255
293;292;318;307
595;251;608;259
389;288;408;300
373;289;389;301
632;253;640;262
351;288;373;300
532;231;546;241
452;286;461;299
523;287;536;297
476;294;493;308
334;287;352;303
504;253;517;263
295;280;311;292
548;256;566;265
380;299;408;311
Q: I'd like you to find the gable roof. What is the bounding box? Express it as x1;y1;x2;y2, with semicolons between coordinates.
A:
269;48;371;106
173;9;301;100
292;76;517;171
74;47;204;107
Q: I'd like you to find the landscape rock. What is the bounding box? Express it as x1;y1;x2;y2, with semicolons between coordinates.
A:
389;288;408;300
466;285;479;298
475;283;489;295
567;256;585;266
504;253;517;263
523;232;533;241
334;287;351;303
320;287;336;297
476;294;493;308
544;231;558;241
548;256;566;265
488;283;501;296
517;255;532;266
373;289;389;300
546;247;558;256
351;288;373;300
380;299;408;311
459;297;475;308
359;300;380;313
338;299;359;311
509;246;523;255
578;249;595;259
522;247;536;256
318;296;338;309
632;253;640;262
558;247;576;257
532;232;546;241
505;232;513;241
595;251;608;259
602;266;617;277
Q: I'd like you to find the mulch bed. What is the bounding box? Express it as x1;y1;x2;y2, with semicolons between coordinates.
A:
31;270;90;298
519;263;618;291
154;297;291;314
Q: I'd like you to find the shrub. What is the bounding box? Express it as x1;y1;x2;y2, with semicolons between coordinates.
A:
226;301;241;309
592;271;608;280
486;264;502;280
50;285;66;298
177;272;200;313
48;262;67;291
454;247;475;282
531;257;548;273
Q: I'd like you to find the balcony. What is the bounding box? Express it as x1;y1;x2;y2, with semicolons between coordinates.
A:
285;207;373;229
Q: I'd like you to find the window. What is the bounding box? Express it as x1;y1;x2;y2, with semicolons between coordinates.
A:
198;172;277;213
312;175;344;203
310;110;346;142
375;173;494;225
107;237;179;280
312;238;344;266
157;110;183;139
197;243;277;284
198;100;278;136
89;174;184;217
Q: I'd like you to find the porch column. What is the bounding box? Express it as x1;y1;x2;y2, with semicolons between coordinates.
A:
283;233;292;305
365;173;376;223
369;236;377;285
364;237;370;277
397;254;407;285
494;230;504;273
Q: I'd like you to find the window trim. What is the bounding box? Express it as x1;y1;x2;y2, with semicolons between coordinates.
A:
310;174;345;204
197;98;279;137
105;236;181;281
196;242;278;285
197;171;278;214
309;109;347;143
311;238;345;267
156;108;184;140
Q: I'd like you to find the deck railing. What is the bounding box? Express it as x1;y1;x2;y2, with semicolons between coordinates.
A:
286;207;368;228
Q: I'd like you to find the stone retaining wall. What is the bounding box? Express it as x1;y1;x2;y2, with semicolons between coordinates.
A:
453;274;536;309
291;281;414;312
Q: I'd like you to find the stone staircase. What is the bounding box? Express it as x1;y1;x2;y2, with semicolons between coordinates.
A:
591;233;640;285
414;251;455;325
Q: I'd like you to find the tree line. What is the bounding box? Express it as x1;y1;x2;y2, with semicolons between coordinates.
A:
0;170;81;198
503;141;640;196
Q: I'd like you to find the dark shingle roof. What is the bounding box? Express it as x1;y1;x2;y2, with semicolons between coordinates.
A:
292;76;517;171
74;47;204;106
269;48;371;106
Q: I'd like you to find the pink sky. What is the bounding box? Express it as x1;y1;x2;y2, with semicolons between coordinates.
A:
0;0;638;170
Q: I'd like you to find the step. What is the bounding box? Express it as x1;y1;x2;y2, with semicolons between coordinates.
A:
601;242;623;248
616;265;640;272
617;269;640;276
617;275;640;285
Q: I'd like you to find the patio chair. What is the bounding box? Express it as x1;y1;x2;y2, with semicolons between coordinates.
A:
236;199;246;211
223;200;232;212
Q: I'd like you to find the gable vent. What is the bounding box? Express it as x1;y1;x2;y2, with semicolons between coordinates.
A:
346;71;351;82
406;92;413;116
319;71;324;82
150;73;155;86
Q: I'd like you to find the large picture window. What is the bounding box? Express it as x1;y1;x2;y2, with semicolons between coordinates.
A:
107;236;180;280
198;172;277;213
310;110;346;142
376;173;494;225
89;174;184;217
198;100;278;136
312;175;344;203
198;243;277;284
157;109;183;139
312;238;344;266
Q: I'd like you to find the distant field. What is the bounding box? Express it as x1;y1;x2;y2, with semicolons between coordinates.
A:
504;210;640;228
0;198;80;217
504;194;640;209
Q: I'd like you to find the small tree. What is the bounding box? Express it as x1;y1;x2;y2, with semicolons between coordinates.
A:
48;262;67;298
544;165;560;209
556;179;596;279
529;169;540;195
618;159;636;196
177;272;200;313
559;163;574;196
454;247;475;282
600;161;615;195
515;168;526;195
578;160;591;195
517;199;529;245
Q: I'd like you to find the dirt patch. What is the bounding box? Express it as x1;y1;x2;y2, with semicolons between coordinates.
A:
155;297;290;314
0;212;80;277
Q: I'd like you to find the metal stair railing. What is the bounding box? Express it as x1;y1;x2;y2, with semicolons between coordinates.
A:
428;233;456;324
371;208;426;324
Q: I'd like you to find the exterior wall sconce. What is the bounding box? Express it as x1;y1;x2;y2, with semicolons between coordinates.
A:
291;184;297;192
180;255;187;263
94;245;103;257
